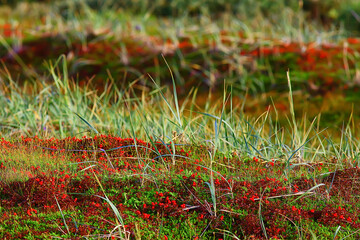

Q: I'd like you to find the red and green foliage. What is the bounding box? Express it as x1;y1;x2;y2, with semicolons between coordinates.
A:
1;136;360;239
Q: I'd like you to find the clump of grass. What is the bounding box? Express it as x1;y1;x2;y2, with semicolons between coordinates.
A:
1;56;360;166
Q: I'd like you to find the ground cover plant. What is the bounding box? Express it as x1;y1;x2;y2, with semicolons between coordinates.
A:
2;0;360;239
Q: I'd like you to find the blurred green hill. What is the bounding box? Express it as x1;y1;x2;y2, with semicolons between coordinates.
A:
1;0;359;33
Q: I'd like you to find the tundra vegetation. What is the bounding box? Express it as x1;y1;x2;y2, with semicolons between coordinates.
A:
1;0;360;239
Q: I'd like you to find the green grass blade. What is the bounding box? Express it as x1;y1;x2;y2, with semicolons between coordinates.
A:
74;112;99;134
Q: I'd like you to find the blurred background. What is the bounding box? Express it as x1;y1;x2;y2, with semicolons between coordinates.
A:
1;0;360;136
